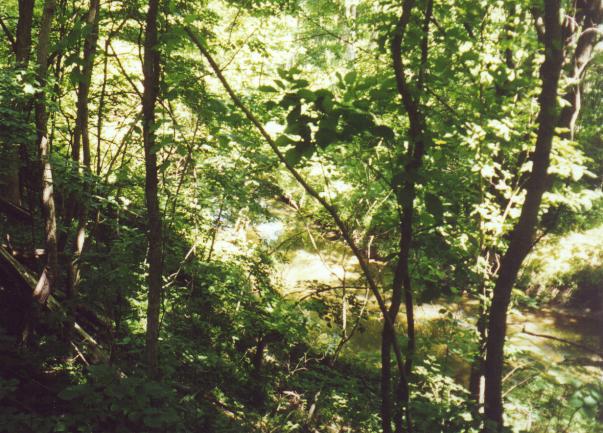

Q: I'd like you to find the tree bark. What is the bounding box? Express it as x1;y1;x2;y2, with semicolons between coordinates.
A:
68;0;101;299
387;1;432;431
33;0;58;303
72;0;100;169
16;0;35;65
483;1;563;430
142;0;163;378
469;293;487;402
0;0;36;206
558;0;603;139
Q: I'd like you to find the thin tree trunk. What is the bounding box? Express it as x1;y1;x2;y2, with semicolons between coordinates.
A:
469;292;487;402
68;0;101;298
483;1;563;429
142;0;163;378
388;1;432;432
32;0;58;303
380;332;394;433
71;0;100;169
96;38;110;175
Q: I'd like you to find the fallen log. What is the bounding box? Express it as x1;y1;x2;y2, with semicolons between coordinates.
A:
0;197;33;225
521;326;602;357
0;244;108;362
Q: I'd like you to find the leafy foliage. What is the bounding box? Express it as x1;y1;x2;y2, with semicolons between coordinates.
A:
0;0;601;432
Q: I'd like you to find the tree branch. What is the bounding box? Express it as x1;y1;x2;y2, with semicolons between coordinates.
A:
392;0;420;129
418;0;434;93
0;15;16;53
183;24;412;401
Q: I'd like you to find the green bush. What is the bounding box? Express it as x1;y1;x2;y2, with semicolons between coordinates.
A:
55;365;182;433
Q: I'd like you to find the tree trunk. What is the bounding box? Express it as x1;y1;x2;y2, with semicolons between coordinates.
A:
33;0;58;303
0;0;35;206
71;0;100;169
469;297;487;401
68;0;101;298
558;0;603;139
469;250;492;406
142;0;163;378
380;328;394;433
16;0;35;65
387;1;432;431
483;1;563;430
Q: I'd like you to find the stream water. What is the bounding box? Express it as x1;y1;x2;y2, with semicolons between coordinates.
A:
278;248;603;391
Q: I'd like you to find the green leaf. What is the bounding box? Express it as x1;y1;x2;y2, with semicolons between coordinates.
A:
284;146;302;166
344;70;357;85
314;89;334;113
258;85;278;92
58;385;85;401
372;125;395;141
275;135;295;147
293;79;310;88
344;110;374;132
286;104;302;124
353;98;371;110
425;192;444;222
277;67;289;80
279;93;300;108
315;127;338;147
285;122;303;136
297;88;316;102
317;115;335;131
285;143;314;166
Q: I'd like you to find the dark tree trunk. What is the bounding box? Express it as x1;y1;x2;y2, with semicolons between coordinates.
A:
68;0;101;299
483;1;563;430
380;328;394;433
15;0;35;65
469;248;492;407
71;0;100;169
386;1;432;432
142;0;163;378
0;0;35;206
33;0;58;303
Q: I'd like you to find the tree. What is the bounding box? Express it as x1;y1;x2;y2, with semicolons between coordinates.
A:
1;1;602;431
34;0;59;302
0;0;35;206
383;0;433;431
557;0;603;139
68;0;101;298
142;0;163;377
184;22;416;432
483;0;564;429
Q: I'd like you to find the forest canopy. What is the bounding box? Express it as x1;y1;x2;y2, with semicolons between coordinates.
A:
0;0;602;432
